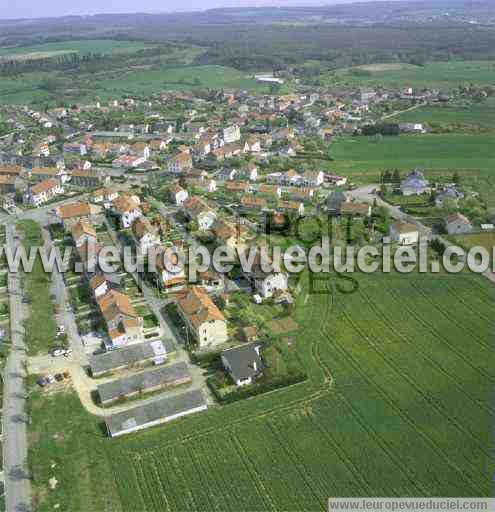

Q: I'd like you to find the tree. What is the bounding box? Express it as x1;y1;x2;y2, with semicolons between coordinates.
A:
452;171;461;186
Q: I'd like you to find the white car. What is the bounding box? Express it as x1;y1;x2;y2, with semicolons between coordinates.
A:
46;374;56;384
57;325;65;335
51;348;65;357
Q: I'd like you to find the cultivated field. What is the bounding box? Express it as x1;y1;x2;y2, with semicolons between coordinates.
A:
0;39;152;58
29;271;495;511
325;60;495;89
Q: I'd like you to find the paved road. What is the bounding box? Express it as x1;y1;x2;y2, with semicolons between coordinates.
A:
2;224;31;512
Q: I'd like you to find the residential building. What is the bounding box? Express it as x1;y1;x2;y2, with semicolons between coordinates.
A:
154;246;186;288
182;196;217;231
131;217;160;256
221;343;263;386
446;213;473;235
97;290;143;347
241;248;288;298
223;124;241;144
168;184;189;206
277;200;304;216
177;287;228;347
70;169;109;188
340;202;371;217
28;178;64;206
168;152;193;174
112;195;142;228
390;222;419;245
71;221;97;248
400;169;429;196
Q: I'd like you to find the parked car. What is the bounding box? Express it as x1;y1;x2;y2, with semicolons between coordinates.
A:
56;325;65;336
50;347;65;357
63;348;72;357
54;373;64;382
46;374;56;384
36;377;47;387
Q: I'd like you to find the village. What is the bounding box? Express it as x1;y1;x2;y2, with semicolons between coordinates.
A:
0;82;491;441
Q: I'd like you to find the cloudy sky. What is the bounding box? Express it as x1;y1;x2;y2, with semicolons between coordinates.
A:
0;0;371;20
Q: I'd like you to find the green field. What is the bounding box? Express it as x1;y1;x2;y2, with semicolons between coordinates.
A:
330;133;495;203
389;99;495;131
0;39;152;59
29;271;495;511
324;61;495;89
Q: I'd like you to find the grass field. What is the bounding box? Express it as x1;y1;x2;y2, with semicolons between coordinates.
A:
0;40;152;59
389;99;495;131
324;61;495;89
29;270;495;511
450;232;495;253
330;133;495;204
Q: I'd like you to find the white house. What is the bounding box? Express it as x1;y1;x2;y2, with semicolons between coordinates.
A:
169;184;189;206
131;217;160;257
242;249;289;298
446;213;473;235
71;221;97;248
28;178;64;206
112;195;142;229
303;170;324;188
182;196;217;231
168;152;193;174
390;221;419;245
154;246;186;288
223;125;241;144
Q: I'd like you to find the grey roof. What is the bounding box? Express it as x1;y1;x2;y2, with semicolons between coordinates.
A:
89;339;175;375
326;191;347;211
97;362;190;403
222;343;263;382
105;389;207;437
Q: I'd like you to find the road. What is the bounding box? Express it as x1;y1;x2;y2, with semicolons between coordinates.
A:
2;224;31;512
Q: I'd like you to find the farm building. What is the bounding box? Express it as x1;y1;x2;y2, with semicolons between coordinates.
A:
390;222;419;245
97;362;191;405
89;339;173;377
105;389;207;437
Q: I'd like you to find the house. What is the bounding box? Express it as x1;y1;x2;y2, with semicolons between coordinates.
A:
277;200;304;216
177;287;228;348
0;175;16;194
221;343;263;386
241;248;288;298
71;221;97;248
184;177;217;194
399;123;426;134
435;187;464;208
241;162;258;182
182;196;217;231
168;184;189;206
57;202;95;227
70;169;108;188
97;290;143;347
258;184;282;198
272;127;295;142
93;187;119;205
241;195;267;210
278;144;297;158
168;152;193;174
302;171;324;188
340;202;371;218
288;187;315;203
281;169;302;186
223;124;241;144
325;174;347;187
28;178;64;206
89;273;121;299
446;213;473;235
400;169;429;196
326;191;347;215
112;195;142;228
130;142;151;160
225;181;250;194
131;217;160;257
154;246;186;288
216;167;238;183
242;326;259;343
390;222;419;245
112;155;146;169
243;136;261;153
0;165;23;178
211;218;247;252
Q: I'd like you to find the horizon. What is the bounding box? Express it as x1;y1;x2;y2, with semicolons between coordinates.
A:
0;0;405;22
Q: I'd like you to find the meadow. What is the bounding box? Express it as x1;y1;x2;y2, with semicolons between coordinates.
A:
0;39;153;59
330;133;495;205
389;99;495;131
324;61;495;89
28;270;495;511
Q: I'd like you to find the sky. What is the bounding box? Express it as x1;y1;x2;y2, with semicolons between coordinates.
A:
0;0;373;21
